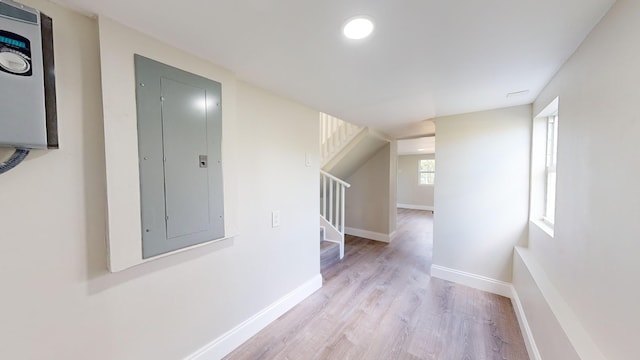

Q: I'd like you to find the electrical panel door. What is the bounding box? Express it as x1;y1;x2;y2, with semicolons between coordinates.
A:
161;78;210;239
135;55;224;259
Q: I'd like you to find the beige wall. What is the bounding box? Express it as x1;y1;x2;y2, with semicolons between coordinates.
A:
388;141;398;235
0;2;319;359
98;16;243;271
397;154;435;209
516;1;640;359
345;144;394;238
433;105;531;282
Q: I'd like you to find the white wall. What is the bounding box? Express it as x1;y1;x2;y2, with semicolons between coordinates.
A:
0;2;319;359
345;143;395;241
397;154;435;209
432;105;531;282
516;1;640;359
513;247;581;360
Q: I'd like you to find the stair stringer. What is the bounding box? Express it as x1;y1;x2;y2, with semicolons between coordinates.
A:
320;216;342;244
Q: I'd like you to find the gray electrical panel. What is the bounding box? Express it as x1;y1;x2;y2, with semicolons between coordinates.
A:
134;55;224;259
0;0;57;149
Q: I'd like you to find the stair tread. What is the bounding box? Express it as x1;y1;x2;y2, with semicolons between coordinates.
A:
320;240;339;251
321;241;341;272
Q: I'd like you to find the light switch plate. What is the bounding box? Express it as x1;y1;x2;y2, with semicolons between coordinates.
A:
272;210;281;228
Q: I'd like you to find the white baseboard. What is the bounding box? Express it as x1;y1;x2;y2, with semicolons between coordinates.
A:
430;264;512;298
345;227;393;243
397;203;434;211
510;285;542;360
185;274;323;360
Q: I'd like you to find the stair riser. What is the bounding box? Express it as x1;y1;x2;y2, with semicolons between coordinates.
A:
321;243;340;272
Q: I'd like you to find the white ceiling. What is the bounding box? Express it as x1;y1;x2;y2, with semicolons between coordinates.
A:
53;0;614;136
398;136;435;156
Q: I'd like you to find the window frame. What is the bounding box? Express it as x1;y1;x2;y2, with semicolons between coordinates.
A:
418;159;435;186
542;114;558;227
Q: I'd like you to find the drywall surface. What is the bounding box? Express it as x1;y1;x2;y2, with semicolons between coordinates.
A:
433;105;531;282
397;154;435;208
523;1;640;358
513;248;580;360
346;144;392;236
388;140;397;235
98;16;241;271
0;2;319;359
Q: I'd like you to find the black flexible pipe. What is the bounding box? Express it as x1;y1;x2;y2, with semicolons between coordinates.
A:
0;148;30;175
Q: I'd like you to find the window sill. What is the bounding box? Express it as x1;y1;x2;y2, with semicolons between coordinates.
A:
530;218;554;238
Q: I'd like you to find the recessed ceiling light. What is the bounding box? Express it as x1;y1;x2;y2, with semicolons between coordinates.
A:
417;148;426;151
343;17;374;40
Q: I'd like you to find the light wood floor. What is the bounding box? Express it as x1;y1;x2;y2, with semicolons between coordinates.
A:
225;209;529;360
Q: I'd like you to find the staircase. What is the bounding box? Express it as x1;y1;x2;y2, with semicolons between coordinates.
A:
320;170;349;261
320;113;390;179
320;226;341;271
320;112;363;166
318;113;390;268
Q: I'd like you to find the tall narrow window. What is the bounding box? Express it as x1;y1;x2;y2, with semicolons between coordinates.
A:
419;159;435;185
544;115;558;225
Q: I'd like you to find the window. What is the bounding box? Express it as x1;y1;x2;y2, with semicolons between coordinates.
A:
419;159;435;185
544;115;558;225
531;97;559;234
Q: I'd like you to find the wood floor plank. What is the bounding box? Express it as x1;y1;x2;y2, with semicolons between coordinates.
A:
225;209;529;360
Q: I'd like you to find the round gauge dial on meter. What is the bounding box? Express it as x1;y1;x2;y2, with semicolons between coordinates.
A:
0;48;30;74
